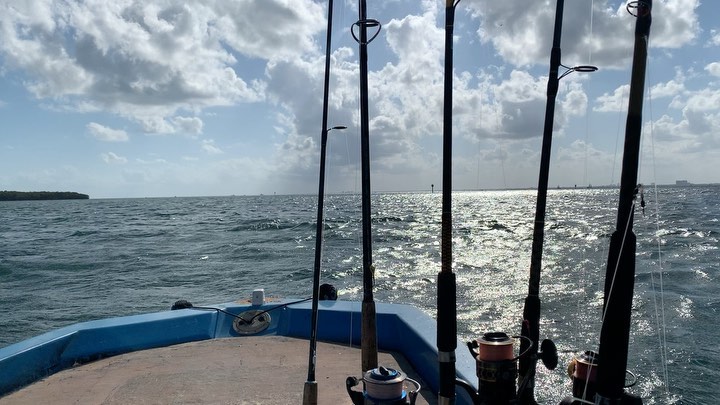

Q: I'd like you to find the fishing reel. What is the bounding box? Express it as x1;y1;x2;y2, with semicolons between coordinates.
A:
560;350;598;404
346;366;421;405
456;332;558;405
560;351;643;405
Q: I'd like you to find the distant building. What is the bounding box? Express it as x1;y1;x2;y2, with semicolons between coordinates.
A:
675;180;690;186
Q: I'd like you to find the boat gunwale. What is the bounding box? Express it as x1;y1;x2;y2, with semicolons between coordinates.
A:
0;299;478;401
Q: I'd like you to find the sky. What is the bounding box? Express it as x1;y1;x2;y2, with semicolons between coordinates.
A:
0;0;718;198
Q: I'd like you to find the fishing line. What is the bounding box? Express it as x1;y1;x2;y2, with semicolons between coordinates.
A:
336;0;347;43
495;106;507;189
650;181;669;393
184;297;312;323
342;0;363;348
642;40;671;394
634;37;672;394
581;0;595;186
599;198;634;328
610;86;629;186
589;180;654;398
588;0;595;64
637;38;648;185
573;103;607;403
575;91;598;354
572;0;600;357
582;199;636;401
583;102;590;188
575;204;612;400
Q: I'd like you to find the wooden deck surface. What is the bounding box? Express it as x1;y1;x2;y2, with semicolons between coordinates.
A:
0;336;437;404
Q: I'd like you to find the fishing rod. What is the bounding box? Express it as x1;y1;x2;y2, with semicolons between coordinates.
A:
453;2;597;403
352;0;381;373
518;0;596;403
562;2;651;404
346;6;423;404
594;1;652;403
437;1;461;404
303;1;345;404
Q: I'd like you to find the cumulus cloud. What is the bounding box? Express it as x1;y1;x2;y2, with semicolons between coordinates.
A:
650;0;700;48
710;29;720;46
101;152;128;164
684;88;720;112
706;62;720;77
490;70;547;138
464;0;700;69
650;75;686;99
594;85;629;113
263;0;594;184
201;139;223;155
87;122;129;142
1;0;712;195
631;78;720;179
0;0;323;133
172;116;203;135
454;70;589;141
276;132;317;172
562;82;590;116
211;0;325;61
554;139;615;180
365;8;446;152
595;69;697;114
647;87;720;151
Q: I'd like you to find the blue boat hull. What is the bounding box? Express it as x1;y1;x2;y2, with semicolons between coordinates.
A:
0;300;478;402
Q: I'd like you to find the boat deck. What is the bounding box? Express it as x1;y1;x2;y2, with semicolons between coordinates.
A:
0;335;437;404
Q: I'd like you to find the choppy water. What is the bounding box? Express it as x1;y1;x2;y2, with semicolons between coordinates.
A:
1;186;718;404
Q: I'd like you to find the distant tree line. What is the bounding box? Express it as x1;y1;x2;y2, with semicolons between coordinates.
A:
0;191;89;201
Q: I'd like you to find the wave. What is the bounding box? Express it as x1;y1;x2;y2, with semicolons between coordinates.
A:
228;219;315;232
69;230;99;237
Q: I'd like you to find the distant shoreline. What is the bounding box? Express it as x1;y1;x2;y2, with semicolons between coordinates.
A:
0;191;89;201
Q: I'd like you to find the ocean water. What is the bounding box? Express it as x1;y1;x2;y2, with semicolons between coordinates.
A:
1;186;717;404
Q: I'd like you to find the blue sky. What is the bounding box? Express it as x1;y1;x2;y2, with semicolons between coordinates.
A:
0;0;718;198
